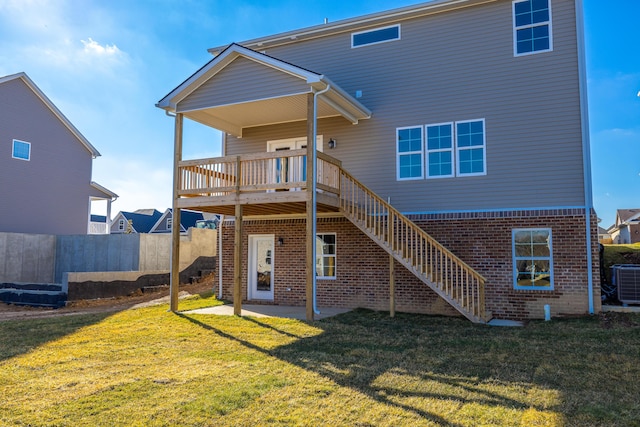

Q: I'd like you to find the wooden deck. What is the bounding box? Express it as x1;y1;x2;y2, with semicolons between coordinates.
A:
175;149;488;323
177;149;341;216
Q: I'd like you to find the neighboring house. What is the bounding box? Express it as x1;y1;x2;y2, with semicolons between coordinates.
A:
110;209;162;234
598;226;612;244
157;0;598;322
149;208;219;234
610;209;640;244
0;72;117;235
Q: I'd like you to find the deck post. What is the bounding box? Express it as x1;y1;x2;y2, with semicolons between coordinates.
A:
169;113;183;312
305;92;315;321
390;254;396;318
233;203;243;316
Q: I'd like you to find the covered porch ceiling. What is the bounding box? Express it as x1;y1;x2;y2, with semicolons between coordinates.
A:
156;43;371;137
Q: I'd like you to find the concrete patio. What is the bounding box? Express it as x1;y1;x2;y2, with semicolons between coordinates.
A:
183;304;351;320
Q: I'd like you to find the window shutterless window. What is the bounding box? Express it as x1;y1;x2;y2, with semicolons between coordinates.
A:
513;0;552;56
396;126;424;180
167;218;173;230
316;233;336;279
456;119;486;176
352;24;400;48
426;123;454;178
118;219;125;231
12;139;31;161
512;228;554;290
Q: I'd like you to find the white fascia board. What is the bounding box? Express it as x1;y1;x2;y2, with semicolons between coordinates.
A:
0;72;101;157
208;0;496;54
90;181;118;200
157;44;321;112
316;76;372;122
149;208;171;233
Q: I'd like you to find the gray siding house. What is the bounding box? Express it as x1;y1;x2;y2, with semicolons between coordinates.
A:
157;0;598;322
0;72;116;235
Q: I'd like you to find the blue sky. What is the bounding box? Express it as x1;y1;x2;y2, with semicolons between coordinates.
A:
0;0;637;227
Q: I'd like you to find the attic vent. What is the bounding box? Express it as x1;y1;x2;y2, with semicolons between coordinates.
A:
352;24;400;48
612;265;640;304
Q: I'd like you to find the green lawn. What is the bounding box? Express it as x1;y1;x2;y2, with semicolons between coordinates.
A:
1;293;639;426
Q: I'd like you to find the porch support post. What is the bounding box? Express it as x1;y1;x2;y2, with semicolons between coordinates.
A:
390;254;396;318
105;198;112;235
233;203;243;316
169;113;183;312
305;92;315;321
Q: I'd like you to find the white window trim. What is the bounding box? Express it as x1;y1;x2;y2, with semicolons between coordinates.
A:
455;118;487;177
12;139;31;161
167;218;173;230
117;218;125;231
425;122;455;179
351;24;401;49
512;228;554;290
512;0;553;57
396;126;424;181
316;233;337;280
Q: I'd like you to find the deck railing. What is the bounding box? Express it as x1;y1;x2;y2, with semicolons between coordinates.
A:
339;168;487;323
178;149;341;197
175;149;486;322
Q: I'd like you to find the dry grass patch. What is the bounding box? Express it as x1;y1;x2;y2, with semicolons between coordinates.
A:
1;294;639;426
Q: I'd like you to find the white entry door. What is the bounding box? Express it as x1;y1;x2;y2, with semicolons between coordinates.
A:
248;235;274;301
267;137;323;190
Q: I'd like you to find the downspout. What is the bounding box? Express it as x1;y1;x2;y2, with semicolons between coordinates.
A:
312;84;331;315
218;215;224;299
576;0;594;314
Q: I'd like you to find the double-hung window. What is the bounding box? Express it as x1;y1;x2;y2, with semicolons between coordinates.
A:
12;139;31;161
396;127;424;180
426;123;454;178
316;233;336;279
512;228;554;290
422;119;486;178
456;120;486;176
513;0;552;56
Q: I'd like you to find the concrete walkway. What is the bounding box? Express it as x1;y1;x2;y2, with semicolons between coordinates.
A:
183;304;351;320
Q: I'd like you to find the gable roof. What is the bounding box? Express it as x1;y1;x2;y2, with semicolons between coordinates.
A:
616;209;640;226
0;72;101;157
208;0;498;54
150;208;209;233
116;209;163;233
157;43;371;136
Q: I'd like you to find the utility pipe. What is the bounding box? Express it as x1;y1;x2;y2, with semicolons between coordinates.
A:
576;0;594;314
312;84;331;315
218;215;224;299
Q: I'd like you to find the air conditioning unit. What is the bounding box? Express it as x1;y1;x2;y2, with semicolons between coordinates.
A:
611;265;640;305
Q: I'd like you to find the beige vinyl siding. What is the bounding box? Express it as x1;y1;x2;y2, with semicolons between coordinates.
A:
0;79;94;234
225;0;585;213
178;56;312;112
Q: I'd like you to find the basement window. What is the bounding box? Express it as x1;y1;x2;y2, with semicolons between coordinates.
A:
512;228;554;290
352;25;400;48
316;233;336;279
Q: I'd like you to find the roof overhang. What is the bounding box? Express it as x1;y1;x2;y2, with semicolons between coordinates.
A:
157;44;371;137
90;181;118;201
208;0;498;54
0;72;101;157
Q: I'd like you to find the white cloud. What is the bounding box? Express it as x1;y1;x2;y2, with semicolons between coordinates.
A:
81;38;122;57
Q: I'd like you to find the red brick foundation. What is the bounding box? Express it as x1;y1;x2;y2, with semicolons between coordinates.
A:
219;208;600;320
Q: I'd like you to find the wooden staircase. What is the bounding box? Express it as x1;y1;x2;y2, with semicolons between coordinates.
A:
338;168;489;323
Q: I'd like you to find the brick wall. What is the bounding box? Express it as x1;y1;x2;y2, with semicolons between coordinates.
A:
220;209;600;320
